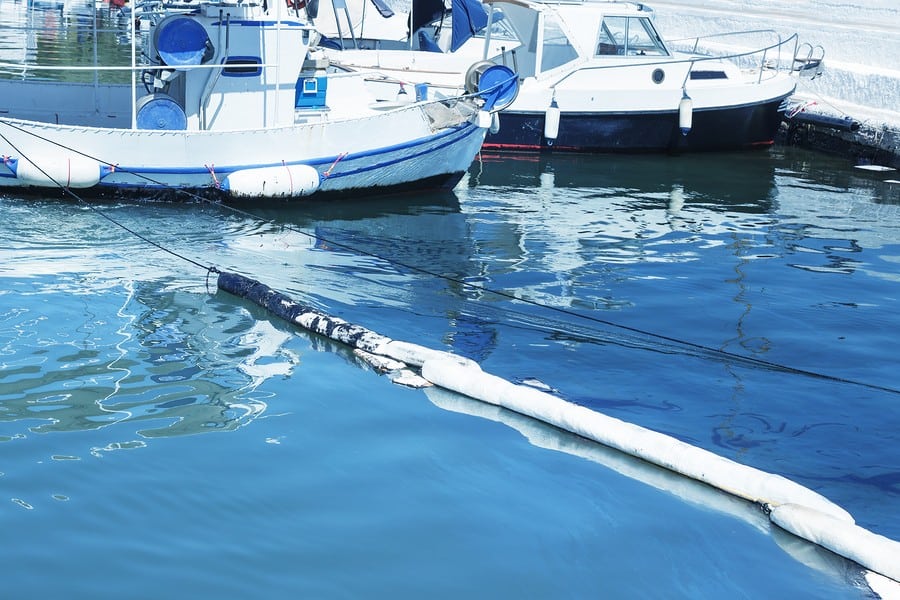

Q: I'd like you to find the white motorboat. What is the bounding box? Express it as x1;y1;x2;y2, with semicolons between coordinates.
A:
312;0;823;153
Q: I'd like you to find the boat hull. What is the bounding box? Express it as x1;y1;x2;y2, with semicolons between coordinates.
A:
0;108;487;200
485;95;792;153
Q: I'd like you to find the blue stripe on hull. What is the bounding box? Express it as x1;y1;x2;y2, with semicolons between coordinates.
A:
486;95;790;153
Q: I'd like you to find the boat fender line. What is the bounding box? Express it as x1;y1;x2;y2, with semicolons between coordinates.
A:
217;270;900;585
770;504;900;583
323;152;348;178
544;98;560;140
221;163;321;198
11;155;105;189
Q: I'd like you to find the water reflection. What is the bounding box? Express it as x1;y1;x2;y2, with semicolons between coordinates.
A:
0;279;298;446
775;147;900;204
0;190;500;450
423;385;874;595
0;0;136;82
233;191;502;362
467;151;779;209
458;151;900;291
456;153;783;317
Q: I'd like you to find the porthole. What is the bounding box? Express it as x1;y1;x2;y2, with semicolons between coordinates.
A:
652;68;665;84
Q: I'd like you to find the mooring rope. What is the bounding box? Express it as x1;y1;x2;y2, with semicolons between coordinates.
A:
203;198;900;397
0;124;218;275
4;111;898;396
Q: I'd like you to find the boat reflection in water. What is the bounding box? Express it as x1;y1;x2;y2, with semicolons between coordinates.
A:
0;197;305;451
451;151;780;320
466;150;779;208
461;149;899;283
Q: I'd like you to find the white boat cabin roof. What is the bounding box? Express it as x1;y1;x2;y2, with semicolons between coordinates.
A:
316;0;671;80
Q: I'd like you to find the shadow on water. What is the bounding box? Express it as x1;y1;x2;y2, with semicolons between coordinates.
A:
237;187;462;226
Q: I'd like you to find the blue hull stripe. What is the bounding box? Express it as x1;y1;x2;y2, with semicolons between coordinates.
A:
320;122;481;182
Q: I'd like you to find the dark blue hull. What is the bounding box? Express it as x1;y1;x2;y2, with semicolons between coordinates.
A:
485;95;791;153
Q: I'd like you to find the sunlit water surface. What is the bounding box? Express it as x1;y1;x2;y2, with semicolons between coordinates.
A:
2;3;900;598
3;147;899;598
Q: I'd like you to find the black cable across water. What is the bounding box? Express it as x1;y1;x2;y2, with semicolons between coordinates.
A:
212;201;900;397
0;124;216;275
4;116;898;397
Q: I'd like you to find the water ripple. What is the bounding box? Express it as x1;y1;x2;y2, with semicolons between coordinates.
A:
1;280;298;444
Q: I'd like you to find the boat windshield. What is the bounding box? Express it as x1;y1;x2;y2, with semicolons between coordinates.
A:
484;9;519;41
540;13;579;72
596;16;668;57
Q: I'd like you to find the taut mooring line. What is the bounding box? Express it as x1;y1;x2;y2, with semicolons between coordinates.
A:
0;124;217;275
208;200;900;397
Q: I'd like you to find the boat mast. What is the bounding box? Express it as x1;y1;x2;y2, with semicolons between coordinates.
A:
131;2;137;129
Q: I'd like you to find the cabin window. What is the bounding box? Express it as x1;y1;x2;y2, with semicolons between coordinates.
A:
484;10;518;42
222;56;262;77
539;13;578;72
596;17;667;57
690;70;728;80
488;3;539;78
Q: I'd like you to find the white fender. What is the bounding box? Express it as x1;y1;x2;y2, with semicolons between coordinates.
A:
14;155;103;188
490;112;501;135
475;110;492;129
544;99;561;140
679;92;693;136
222;164;320;198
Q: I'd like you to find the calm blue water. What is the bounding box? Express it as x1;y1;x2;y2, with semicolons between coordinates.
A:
2;148;899;598
0;0;135;82
3;3;900;597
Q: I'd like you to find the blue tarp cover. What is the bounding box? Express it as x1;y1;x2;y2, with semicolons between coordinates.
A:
450;0;488;51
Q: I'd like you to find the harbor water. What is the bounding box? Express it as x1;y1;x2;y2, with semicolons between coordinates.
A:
2;2;900;597
3;147;900;597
